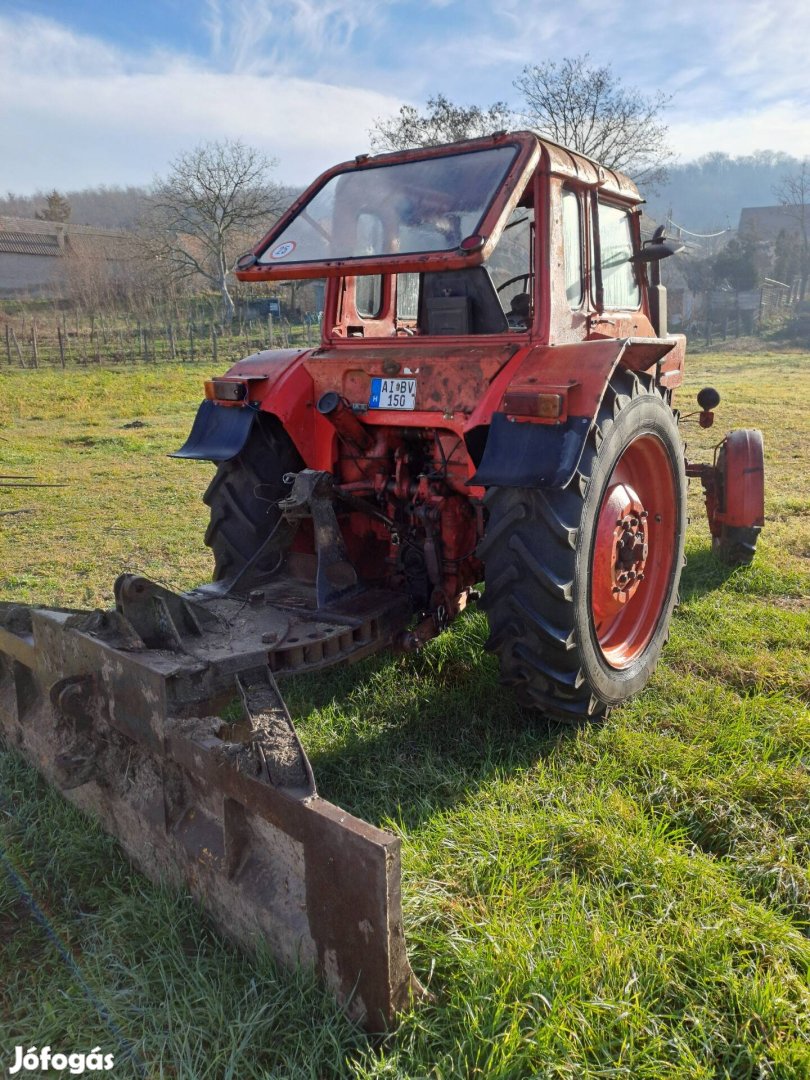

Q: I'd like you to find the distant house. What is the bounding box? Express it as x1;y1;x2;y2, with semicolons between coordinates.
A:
0;216;131;299
738;205;798;243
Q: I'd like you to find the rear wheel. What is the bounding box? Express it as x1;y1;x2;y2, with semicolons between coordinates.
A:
203;416;302;582
480;370;687;721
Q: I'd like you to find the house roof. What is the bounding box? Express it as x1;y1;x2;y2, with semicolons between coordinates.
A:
0;215;130;260
0;230;61;256
738;205;798;243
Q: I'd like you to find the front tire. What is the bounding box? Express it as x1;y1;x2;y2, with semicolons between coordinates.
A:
480;370;687;721
711;430;764;566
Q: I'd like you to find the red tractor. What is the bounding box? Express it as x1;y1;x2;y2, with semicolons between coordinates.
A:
177;129;764;720
0;132;765;1027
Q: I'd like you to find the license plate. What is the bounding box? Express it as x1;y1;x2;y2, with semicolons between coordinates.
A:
369;378;417;411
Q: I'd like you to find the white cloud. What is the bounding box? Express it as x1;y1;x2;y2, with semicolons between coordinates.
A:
0;13;124;75
668;101;810;161
203;0;378;76
0;14;402;191
1;2;809;196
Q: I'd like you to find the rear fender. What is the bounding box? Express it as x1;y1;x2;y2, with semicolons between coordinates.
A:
469;338;635;488
172;399;258;461
173;347;333;467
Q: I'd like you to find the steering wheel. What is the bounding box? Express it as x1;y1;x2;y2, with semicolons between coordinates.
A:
496;273;533;296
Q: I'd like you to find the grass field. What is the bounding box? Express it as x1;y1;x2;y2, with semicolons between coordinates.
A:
1;350;808;1079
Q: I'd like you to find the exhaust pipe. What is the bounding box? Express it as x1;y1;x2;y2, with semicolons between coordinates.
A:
317;392;373;452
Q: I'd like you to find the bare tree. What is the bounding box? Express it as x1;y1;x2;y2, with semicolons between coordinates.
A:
774;159;809;300
514;55;673;188
369;94;513;152
141;140;281;322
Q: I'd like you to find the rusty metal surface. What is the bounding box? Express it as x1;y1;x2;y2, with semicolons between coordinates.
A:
0;577;420;1030
278;470;359;608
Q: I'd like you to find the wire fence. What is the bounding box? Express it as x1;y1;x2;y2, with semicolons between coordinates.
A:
1;310;323;369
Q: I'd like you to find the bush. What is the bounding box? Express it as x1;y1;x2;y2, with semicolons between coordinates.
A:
769;300;810;344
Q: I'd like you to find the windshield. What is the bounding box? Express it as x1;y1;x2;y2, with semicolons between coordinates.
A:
257;145;519;266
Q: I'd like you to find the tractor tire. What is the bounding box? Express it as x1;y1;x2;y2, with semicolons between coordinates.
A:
711;429;764;567
714;526;760;566
479;370;687;721
203;415;302;582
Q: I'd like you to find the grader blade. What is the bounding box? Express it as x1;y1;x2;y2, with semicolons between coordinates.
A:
0;577;420;1030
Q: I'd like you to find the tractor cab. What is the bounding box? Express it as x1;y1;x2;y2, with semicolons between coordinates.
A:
235;130;669;347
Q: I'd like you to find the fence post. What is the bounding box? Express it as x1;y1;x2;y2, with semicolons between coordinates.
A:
57;325;66;368
267;312;274;348
189;322;195;362
168;322;177;360
5;324;11;366
10;327;25;368
211;323;218;365
31;322;39;368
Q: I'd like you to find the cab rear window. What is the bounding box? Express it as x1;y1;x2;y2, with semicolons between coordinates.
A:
257;145;519;266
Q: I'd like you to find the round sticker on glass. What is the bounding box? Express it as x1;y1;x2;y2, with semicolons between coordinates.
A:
270;240;296;260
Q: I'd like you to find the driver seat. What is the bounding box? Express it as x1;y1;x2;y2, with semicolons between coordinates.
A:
421;267;508;335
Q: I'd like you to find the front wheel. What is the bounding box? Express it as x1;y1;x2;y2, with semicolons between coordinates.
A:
480;371;687;721
711;429;765;566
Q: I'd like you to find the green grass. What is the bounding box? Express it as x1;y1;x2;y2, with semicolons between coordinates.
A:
1;352;809;1078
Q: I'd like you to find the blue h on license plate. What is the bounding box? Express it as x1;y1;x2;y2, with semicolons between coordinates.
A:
369;378;417;410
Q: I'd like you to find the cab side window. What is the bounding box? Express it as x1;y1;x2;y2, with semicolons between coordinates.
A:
486;206;534;327
396;273;420;322
356;275;383;318
354;212;385;318
598;203;640;309
561;188;583;308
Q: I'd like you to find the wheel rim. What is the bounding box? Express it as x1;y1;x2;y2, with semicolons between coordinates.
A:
590;433;677;669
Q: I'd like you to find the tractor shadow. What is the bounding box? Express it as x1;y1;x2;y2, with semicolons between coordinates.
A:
289;547;743;830
284;613;593;831
679;545;743;602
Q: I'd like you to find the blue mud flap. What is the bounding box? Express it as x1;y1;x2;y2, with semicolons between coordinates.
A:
171;399;257;462
471;411;592;489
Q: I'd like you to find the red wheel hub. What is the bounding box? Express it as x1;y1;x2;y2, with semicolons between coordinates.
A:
592;484;649;613
590;435;677;669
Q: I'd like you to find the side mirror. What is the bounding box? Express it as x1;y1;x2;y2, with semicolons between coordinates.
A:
636;225;685;263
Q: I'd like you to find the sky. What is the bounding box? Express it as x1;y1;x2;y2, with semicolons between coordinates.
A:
1;0;809;195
